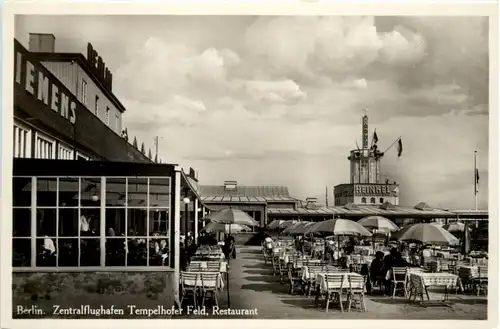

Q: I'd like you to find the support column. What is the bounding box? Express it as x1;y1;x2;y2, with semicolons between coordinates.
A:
202;206;206;227
173;167;181;308
100;177;106;267
194;198;199;244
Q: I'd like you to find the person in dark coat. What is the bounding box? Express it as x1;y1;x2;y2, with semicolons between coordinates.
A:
224;234;236;259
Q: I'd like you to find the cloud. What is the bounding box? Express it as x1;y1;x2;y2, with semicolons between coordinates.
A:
114;37;240;103
243;16;427;79
243;79;307;104
15;15;489;209
379;26;426;65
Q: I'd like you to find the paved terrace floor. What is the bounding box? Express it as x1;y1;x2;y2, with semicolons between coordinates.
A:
205;245;488;320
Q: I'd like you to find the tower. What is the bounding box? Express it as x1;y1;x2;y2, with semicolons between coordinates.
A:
348;112;384;184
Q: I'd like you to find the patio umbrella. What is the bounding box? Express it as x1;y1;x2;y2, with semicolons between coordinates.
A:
305;218;372;260
282;221;310;235
290;221;316;235
201;222;252;234
204;208;258;309
358;216;399;232
461;221;471;255
205;208;259;227
267;219;296;230
397;223;459;246
305;218;372;237
443;222;470;232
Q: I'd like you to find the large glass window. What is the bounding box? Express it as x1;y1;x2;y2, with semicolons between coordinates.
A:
12;176;172;269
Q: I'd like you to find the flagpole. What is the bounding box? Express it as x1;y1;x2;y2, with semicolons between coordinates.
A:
474;151;478;211
382;136;402;154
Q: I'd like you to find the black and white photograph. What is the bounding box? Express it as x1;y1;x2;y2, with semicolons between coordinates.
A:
1;2;497;327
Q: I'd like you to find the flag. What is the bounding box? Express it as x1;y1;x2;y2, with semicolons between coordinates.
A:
475;168;480;195
373;130;379;144
356;141;361;151
397;138;403;157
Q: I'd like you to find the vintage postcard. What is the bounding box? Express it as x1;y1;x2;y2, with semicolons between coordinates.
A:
1;1;498;329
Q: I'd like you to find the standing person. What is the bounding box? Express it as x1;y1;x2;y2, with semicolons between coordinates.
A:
264;234;274;255
228;234;236;259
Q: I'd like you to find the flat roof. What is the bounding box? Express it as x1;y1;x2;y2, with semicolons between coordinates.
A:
201;195;298;204
13;158;176;177
268;205;488;218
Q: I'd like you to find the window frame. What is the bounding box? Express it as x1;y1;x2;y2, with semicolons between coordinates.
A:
115;114;120;133
13;121;32;158
76;152;90;161
95;95;100;116
12;176;173;272
81;79;87;106
57;142;74;160
105;107;110;125
34;131;56;159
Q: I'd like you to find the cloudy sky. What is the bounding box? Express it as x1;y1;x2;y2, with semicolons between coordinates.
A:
15;15;489;209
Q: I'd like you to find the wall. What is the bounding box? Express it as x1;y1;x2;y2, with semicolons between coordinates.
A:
353;195;399;205
266;202;296;209
42;61;122;135
12;271;176;319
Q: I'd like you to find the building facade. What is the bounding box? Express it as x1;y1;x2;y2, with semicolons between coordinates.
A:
14;37;148;162
200;181;299;227
11;35;208;316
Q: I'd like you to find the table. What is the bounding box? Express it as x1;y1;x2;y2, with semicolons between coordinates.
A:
408;272;462;303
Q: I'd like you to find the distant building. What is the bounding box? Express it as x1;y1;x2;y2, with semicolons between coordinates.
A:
200;180;299;227
334;113;400;206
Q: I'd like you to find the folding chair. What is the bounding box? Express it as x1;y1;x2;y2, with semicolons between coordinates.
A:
391;267;408;298
347;275;367;312
306;266;323;296
287;262;304;295
180;272;199;308
199;272;219;307
262;248;273;265
324;274;346;313
206;261;222;272
186;262;203;272
473;266;488;296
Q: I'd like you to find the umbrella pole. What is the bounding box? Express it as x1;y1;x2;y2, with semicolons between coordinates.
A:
227;223;231;308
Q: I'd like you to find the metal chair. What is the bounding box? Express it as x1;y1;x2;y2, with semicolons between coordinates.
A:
287;262;304;295
324;274;346;313
473;266;488;296
199;272;220;307
347;275;367;312
180;272;199;308
391;267;408;298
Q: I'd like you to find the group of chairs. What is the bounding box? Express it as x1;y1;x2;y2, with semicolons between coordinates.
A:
180;261;226;308
424;258;488;296
262;247;368;312
322;273;367;313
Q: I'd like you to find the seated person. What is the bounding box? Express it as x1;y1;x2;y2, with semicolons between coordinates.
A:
393;251;409;267
370;251;386;286
383;248;398;272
